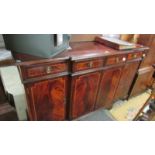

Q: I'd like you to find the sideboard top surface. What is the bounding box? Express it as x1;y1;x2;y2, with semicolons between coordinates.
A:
13;41;148;66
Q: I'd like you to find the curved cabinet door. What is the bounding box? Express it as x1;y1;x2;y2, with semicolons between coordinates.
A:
26;76;68;121
95;67;123;110
70;72;101;119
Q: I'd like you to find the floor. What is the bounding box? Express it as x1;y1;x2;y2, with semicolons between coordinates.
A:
76;91;151;121
110;91;150;121
75;108;116;121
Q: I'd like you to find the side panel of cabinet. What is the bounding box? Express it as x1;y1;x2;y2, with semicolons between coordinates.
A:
95;67;123;110
114;61;140;101
129;67;154;97
26;76;68;121
70;72;101;119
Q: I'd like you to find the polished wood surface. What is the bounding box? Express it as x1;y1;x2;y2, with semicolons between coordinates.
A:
114;60;140;101
70;34;101;42
95;67;123;109
15;41;148;120
70;72;100;119
105;54;126;65
72;58;103;72
130;35;155;97
138;35;155;68
26;76;68;121
127;52;143;60
14;42;148;64
130;67;154;97
20;61;68;80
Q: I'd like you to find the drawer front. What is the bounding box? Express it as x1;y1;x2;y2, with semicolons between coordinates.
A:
25;62;68;79
127;52;143;60
106;55;127;66
73;59;103;72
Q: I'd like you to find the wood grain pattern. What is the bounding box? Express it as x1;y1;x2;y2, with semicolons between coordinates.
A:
127;52;142;60
106;55;127;65
129;35;155;98
114;61;140;101
15;40;148;120
70;34;101;42
70;72;101;119
95;67;123;109
21;62;68;80
26;76;68;121
72;59;103;72
130;67;154;97
138;35;155;68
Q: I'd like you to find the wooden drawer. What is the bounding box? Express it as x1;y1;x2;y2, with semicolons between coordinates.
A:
23;62;68;79
106;55;127;66
127;52;143;60
72;59;103;72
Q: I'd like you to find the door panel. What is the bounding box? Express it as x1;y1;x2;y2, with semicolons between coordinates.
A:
95;67;122;109
70;72;101;119
26;76;67;121
114;61;140;101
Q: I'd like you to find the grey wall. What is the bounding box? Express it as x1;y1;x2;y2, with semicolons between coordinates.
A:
0;35;5;48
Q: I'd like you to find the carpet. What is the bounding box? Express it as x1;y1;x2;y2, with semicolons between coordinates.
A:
75;108;116;121
110;91;150;121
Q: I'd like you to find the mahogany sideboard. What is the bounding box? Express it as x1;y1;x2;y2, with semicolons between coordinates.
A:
14;41;148;121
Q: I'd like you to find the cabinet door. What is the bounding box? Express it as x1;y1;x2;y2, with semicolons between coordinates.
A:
95;67;123;109
70;72;101;119
114;61;140;101
26;76;68;121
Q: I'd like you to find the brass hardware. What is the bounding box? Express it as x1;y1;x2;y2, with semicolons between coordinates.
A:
116;57;119;63
46;66;52;74
88;61;93;68
133;54;137;58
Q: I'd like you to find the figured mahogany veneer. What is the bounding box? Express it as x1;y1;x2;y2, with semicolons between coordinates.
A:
130;66;154;97
106;54;127;65
15;41;148;121
129;35;155;97
127;52;143;60
70;72;101;119
114;61;140;101
72;58;104;72
95;66;123;110
26;76;68;121
21;62;68;80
